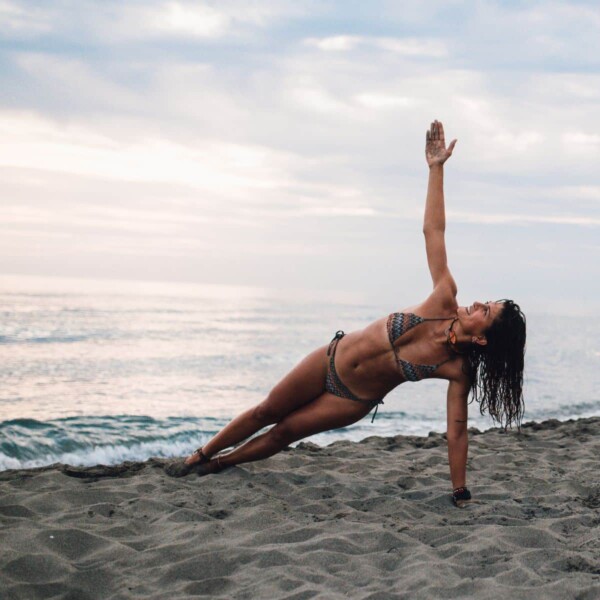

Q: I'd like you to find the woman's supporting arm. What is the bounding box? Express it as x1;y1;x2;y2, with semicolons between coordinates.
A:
423;121;457;291
446;378;469;491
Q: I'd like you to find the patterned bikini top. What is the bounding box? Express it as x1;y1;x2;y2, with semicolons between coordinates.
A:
386;312;455;382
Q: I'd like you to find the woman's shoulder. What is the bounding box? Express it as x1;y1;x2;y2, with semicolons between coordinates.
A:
446;357;472;385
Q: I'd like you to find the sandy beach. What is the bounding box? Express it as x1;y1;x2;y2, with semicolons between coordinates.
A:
1;416;599;599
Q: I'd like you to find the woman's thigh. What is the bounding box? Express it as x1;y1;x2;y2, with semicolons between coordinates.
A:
270;392;373;445
259;344;330;418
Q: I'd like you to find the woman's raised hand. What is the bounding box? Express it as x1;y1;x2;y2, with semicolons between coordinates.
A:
425;120;457;167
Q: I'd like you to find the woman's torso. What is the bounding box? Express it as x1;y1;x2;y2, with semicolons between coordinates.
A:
333;301;463;400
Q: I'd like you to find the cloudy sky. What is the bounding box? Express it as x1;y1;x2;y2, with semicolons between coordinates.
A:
1;0;599;314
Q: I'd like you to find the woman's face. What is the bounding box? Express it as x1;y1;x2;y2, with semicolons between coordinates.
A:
457;301;504;338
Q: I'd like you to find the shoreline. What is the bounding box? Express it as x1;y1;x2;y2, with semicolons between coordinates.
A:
1;416;599;599
1;414;598;475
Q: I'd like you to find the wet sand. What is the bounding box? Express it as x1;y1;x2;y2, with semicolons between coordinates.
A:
1;417;599;599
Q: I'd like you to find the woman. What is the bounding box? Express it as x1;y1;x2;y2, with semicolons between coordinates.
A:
169;121;526;507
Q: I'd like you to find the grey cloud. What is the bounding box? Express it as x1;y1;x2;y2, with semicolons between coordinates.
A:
0;1;599;311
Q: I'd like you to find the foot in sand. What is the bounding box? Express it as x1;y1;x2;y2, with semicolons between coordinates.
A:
165;450;223;478
165;448;208;477
195;457;224;477
164;461;194;477
184;447;210;466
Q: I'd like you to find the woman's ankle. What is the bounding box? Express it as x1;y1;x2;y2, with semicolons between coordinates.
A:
214;453;232;469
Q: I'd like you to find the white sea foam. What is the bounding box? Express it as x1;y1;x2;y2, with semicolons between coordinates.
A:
0;438;205;471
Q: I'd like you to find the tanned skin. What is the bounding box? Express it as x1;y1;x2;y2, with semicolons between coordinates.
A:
183;121;504;495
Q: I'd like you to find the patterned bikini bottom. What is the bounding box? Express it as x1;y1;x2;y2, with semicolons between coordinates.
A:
325;330;384;423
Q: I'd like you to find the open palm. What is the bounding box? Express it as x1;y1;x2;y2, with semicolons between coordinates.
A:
425;120;457;166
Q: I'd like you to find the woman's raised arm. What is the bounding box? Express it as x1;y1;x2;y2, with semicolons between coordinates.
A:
423;120;457;293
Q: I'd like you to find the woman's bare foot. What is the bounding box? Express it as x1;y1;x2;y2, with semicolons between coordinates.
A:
196;456;225;477
165;461;192;477
165;447;211;477
184;447;210;466
165;453;225;478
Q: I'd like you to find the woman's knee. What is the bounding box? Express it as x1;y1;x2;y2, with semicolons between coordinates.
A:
267;422;296;447
251;400;282;425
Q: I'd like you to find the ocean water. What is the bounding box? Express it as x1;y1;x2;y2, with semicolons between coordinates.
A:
1;274;598;471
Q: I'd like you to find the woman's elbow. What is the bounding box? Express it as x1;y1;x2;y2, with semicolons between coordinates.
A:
423;224;445;236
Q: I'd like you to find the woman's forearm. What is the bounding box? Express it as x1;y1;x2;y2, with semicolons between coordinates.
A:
423;164;446;233
447;431;468;489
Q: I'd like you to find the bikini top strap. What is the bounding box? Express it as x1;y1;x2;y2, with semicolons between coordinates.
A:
420;315;456;322
433;355;457;368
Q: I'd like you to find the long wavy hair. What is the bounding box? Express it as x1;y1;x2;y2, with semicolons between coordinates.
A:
464;299;526;429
